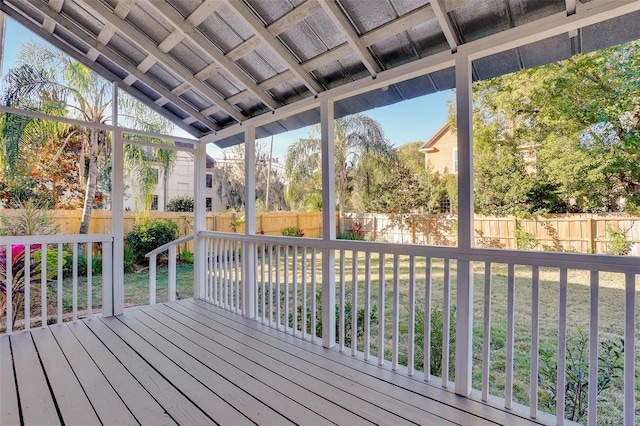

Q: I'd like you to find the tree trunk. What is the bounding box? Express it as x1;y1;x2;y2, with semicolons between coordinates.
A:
79;131;100;236
339;170;347;234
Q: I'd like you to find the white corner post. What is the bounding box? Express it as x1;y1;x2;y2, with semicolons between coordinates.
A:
0;13;6;75
111;81;125;316
193;142;207;299
454;55;474;396
321;98;337;348
243;126;257;318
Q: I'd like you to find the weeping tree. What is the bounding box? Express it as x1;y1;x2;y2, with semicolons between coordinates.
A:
285;114;396;232
0;41;175;234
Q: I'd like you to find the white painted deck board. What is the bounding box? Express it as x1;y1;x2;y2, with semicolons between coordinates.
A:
116;311;298;425
158;302;455;425
29;327;100;425
48;323;138;425
2;299;549;426
0;335;21;426
132;305;377;426
9;331;60;426
97;316;253;426
187;298;544;426
82;317;219;425
66;320;176;426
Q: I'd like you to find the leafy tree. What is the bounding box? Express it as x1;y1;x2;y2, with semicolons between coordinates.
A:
216;142;288;212
285;114;395;231
0;42;176;230
468;40;640;214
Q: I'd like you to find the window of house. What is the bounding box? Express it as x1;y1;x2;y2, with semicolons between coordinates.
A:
206;197;212;211
441;198;451;214
452;148;458;174
151;168;159;185
206;173;213;188
150;195;158;210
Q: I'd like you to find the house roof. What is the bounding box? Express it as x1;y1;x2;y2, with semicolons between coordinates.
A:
419;122;450;153
2;1;640;148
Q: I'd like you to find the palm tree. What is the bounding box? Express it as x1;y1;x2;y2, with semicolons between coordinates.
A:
285;114;396;232
0;41;176;235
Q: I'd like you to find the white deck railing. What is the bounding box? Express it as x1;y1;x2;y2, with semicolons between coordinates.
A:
145;234;195;304
0;234;113;334
186;231;638;425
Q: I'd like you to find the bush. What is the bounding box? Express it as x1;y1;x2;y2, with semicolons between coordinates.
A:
180;249;194;264
287;290;377;349
603;224;632;255
413;305;457;378
166;195;194;212
123;246;136;273
125;220;179;263
281;226;304;237
538;329;624;423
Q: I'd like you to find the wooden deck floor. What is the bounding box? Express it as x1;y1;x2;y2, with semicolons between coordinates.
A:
1;299;545;425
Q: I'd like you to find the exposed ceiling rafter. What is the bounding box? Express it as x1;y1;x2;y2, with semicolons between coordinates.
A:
224;0;323;95
318;0;381;77
76;0;245;123
430;0;461;52
141;0;279;110
23;0;221;132
1;1;209;137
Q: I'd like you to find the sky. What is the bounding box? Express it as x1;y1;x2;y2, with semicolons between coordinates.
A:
2;16;452;163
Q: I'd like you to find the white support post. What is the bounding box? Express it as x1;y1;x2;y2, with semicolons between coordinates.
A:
111;82;125;316
0;13;6;74
454;55;474;396
320;98;336;348
243;126;257;318
193;142;207;299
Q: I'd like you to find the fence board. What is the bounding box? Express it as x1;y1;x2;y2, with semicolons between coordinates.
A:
2;209;639;255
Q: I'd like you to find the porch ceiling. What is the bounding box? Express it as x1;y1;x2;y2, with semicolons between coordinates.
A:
2;0;640;145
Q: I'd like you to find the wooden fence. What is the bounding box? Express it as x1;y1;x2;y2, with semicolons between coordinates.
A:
2;209;639;255
344;213;640;255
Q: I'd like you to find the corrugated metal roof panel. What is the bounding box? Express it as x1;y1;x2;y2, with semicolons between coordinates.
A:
473;49;522;81
107;32;148;66
450;0;511;43
169;40;210;76
125;3;173;46
582;10;640;54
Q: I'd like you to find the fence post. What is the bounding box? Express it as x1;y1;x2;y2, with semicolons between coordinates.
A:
587;216;595;253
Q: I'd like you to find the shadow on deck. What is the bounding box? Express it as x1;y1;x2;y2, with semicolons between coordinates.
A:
1;299;546;425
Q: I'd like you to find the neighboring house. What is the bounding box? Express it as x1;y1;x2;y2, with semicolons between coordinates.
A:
418;123;458;175
419;123;537;176
124;145;227;212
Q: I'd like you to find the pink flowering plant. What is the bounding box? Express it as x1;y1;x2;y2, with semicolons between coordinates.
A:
0;244;43;327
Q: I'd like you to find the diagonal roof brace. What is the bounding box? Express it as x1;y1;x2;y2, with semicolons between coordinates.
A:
24;0;221;132
142;0;279;110
318;0;381;77
224;0;323;95
76;0;246;123
430;0;461;53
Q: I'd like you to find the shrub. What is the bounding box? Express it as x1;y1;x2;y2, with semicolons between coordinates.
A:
538;329;624;423
287;290;377;349
337;223;365;240
123;246;136;273
180;249;194;264
125;220;179;263
414;305;457;378
603;224;632;256
281;226;304;237
166;195;194;212
515;220;538;250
